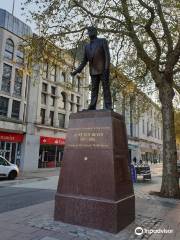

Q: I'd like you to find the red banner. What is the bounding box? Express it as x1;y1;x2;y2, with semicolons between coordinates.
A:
40;136;65;145
0;132;24;143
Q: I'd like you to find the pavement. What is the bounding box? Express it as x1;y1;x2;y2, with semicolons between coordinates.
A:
0;163;180;240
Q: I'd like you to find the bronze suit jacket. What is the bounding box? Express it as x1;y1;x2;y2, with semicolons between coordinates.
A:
75;38;110;76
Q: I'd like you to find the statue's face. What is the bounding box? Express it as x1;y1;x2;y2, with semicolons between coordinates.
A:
87;27;97;38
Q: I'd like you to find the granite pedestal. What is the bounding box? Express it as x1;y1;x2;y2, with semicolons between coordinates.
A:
54;110;135;233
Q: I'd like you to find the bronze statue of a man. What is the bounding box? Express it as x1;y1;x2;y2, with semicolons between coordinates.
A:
71;26;112;110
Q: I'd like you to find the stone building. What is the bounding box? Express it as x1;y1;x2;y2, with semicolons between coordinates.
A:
112;72;163;164
0;9;89;171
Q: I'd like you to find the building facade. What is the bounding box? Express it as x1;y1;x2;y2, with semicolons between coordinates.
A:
0;9;89;171
114;87;163;164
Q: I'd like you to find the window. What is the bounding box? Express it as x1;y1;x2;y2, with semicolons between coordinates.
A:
49;111;54;126
76;96;80;112
50;96;55;106
0;97;9;116
50;86;56;106
1;64;12;93
77;96;80;104
25;76;29;98
23;104;26;121
70;102;73;112
51;86;56;95
61;72;66;82
61;92;66;109
4;39;14;60
58;113;65;128
43;63;48;79
71;94;74;102
41;93;46;104
41;83;47;105
42;83;47;92
50;65;56;81
11;100;20;119
77;76;81;92
14;69;23;96
142;120;145;134
40;108;45;124
16;45;24;64
0;156;10;166
147;122;149;136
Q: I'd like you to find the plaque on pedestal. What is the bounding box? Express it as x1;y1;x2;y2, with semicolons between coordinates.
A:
54;110;135;233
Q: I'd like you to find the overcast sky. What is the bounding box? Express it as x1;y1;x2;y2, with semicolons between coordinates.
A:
0;0;36;31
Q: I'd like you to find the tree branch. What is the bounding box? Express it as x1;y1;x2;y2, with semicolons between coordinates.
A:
152;0;173;54
137;0;161;65
121;0;155;71
72;0;125;25
173;82;180;95
166;34;180;73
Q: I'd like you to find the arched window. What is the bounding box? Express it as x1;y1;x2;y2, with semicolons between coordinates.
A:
4;39;14;60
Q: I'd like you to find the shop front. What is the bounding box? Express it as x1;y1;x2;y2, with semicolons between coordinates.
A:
0;132;24;166
39;136;65;168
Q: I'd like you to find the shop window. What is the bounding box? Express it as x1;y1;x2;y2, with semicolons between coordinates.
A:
50;111;54;126
1;64;12;93
16;45;24;64
11;100;20;119
40;108;46;124
14;69;23;96
0;96;9;117
4;38;14;60
58;113;65;128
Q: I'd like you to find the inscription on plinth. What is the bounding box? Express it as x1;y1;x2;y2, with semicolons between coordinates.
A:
67;127;111;149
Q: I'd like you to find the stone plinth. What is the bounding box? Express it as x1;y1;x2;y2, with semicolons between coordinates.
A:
54;110;135;233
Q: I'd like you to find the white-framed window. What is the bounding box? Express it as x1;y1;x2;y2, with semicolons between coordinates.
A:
1;64;12;93
4;38;14;60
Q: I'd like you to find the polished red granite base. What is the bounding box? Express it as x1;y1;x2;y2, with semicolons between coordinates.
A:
54;110;135;233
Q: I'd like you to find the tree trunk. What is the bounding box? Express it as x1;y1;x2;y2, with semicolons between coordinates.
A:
159;80;180;198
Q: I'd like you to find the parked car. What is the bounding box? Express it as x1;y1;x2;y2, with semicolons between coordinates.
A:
0;155;19;180
135;162;152;180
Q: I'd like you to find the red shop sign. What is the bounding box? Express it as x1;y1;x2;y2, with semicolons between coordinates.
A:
0;132;24;143
40;136;65;145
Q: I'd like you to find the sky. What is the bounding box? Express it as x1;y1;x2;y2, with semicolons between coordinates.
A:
0;0;36;31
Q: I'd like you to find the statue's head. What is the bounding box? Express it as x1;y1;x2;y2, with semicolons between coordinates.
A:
87;26;97;39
